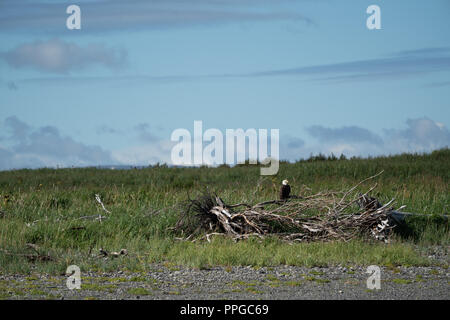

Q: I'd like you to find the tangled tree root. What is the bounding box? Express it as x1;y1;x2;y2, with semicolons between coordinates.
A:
173;171;400;243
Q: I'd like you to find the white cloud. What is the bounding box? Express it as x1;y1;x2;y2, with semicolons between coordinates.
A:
1;39;127;74
383;118;450;153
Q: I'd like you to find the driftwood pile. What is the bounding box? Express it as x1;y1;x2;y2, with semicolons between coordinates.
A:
174;172;401;243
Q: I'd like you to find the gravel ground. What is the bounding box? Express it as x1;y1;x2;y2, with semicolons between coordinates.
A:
0;264;448;300
0;246;448;300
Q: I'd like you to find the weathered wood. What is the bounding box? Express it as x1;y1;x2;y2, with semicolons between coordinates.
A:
175;173;399;243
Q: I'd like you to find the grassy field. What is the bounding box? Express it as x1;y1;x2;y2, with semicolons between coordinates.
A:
0;149;448;274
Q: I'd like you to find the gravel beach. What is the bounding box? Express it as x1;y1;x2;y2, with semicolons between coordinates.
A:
1;245;448;300
1;263;448;300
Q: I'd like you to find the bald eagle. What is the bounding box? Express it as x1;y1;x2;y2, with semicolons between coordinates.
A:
279;179;291;200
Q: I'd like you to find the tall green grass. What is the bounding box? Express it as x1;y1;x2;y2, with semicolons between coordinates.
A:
0;149;448;274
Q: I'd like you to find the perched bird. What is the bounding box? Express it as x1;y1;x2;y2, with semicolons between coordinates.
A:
279;179;291;200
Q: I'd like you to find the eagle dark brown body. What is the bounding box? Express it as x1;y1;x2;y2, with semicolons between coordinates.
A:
279;180;291;200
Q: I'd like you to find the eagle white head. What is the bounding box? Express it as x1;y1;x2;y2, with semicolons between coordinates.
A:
282;179;289;185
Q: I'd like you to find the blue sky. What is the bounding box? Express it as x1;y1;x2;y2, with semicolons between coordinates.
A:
0;0;449;170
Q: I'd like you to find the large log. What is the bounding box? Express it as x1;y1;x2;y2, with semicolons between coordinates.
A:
388;210;448;224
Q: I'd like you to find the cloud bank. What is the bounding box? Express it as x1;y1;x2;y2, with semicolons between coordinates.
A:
0;116;448;170
296;117;450;160
0;116;114;170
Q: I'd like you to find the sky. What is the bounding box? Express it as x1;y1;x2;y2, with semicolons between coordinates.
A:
0;0;449;170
